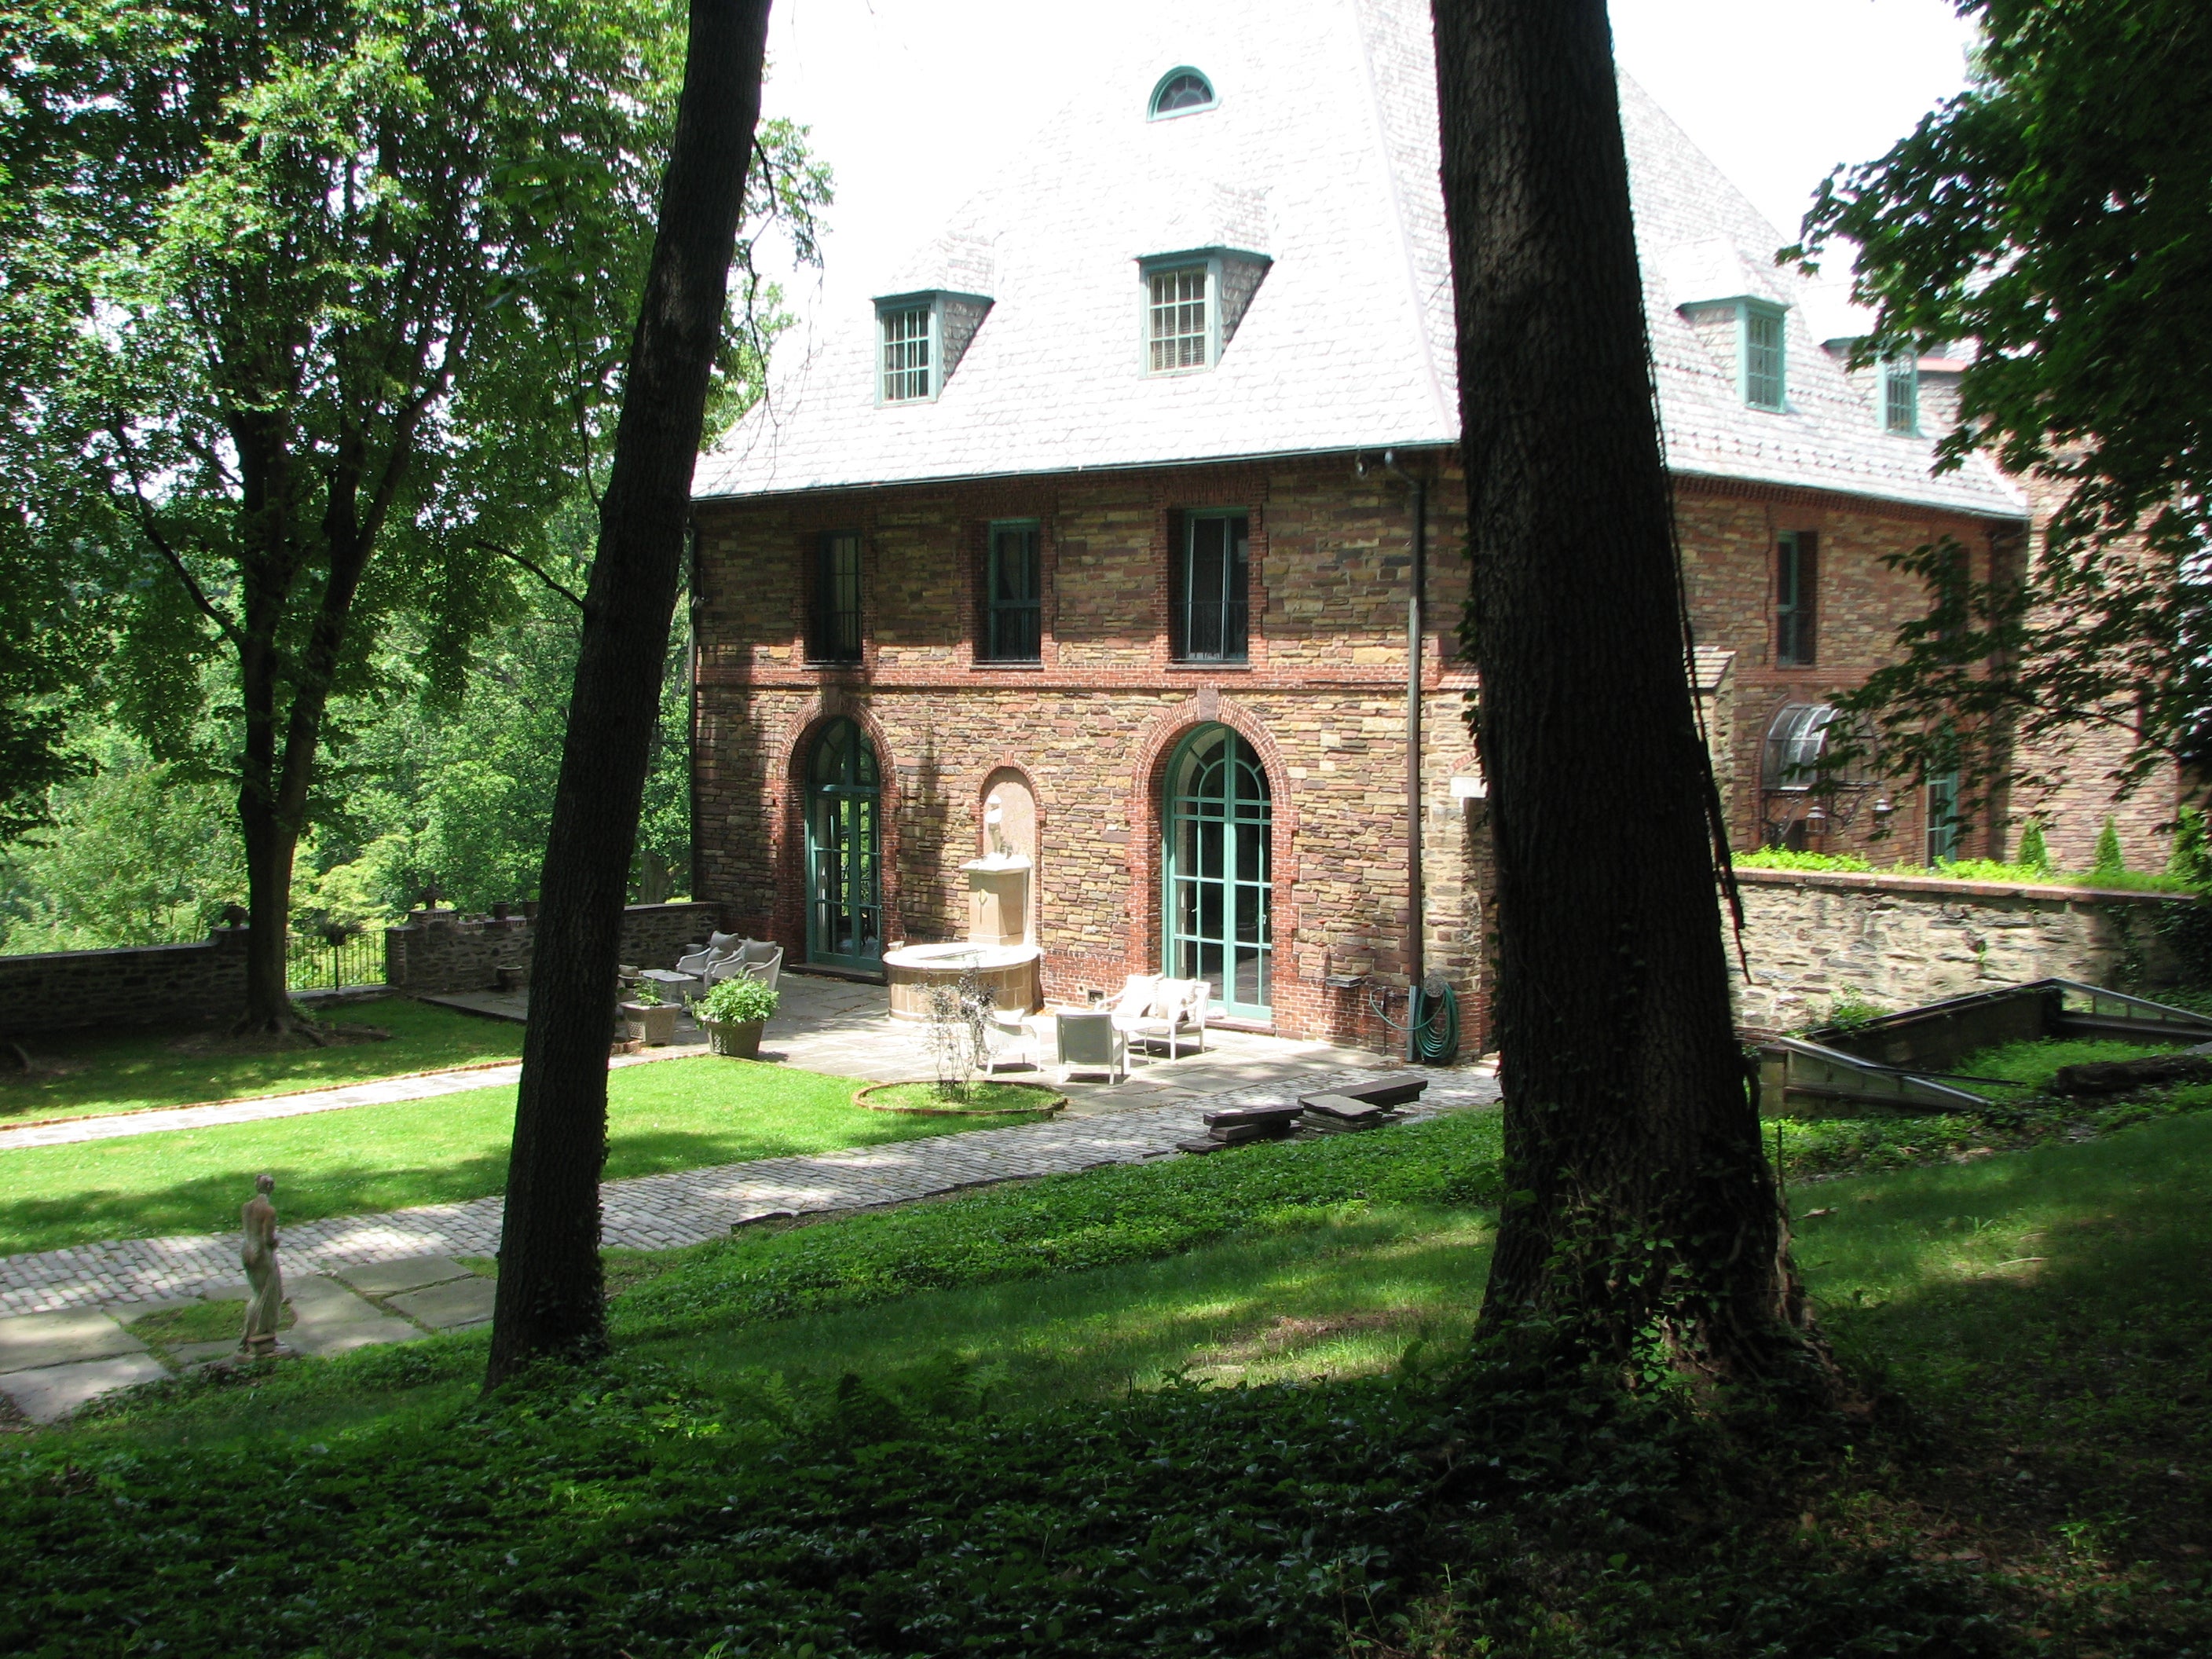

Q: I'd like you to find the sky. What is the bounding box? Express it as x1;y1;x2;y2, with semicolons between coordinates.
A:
754;0;1980;324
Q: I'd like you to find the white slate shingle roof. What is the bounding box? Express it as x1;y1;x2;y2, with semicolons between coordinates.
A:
696;0;2023;523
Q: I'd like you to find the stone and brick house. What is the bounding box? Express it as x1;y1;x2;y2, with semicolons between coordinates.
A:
684;0;2152;1053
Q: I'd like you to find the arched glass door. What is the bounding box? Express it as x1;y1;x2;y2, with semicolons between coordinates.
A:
1163;724;1272;1019
805;718;883;972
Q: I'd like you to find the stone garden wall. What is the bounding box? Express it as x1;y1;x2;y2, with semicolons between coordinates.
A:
381;902;723;995
1732;866;2192;1031
0;927;253;1036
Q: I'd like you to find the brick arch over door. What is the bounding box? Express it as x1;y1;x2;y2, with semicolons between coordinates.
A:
1125;698;1299;1018
773;700;903;962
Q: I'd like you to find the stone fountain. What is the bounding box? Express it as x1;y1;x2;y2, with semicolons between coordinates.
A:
884;786;1045;1020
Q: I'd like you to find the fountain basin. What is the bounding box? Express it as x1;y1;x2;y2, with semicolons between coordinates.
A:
884;941;1042;1022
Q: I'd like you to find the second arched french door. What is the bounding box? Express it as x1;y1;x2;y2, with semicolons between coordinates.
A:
1163;724;1273;1020
805;718;883;972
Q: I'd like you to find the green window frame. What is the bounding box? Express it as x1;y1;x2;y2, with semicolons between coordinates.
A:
1147;66;1216;119
1174;510;1249;662
981;520;1042;662
1146;264;1211;373
1883;352;1920;435
1925;770;1961;863
805;717;884;972
879;302;933;402
1163;723;1272;1020
809;531;862;664
1774;529;1817;667
1740;301;1786;411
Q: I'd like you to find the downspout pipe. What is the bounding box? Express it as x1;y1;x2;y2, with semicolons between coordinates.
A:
1377;449;1426;1059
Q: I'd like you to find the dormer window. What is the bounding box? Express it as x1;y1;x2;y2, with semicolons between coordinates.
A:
873;290;993;406
1741;302;1786;411
1882;352;1920;435
1138;248;1271;376
1148;67;1215;119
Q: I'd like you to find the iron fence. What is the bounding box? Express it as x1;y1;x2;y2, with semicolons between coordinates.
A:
287;928;386;991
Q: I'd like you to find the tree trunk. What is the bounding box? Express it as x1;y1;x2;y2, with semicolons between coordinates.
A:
235;621;300;1035
1431;0;1824;1390
485;0;771;1386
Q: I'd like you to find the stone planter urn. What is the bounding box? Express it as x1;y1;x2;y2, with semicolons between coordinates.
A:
701;1016;764;1059
621;1002;679;1047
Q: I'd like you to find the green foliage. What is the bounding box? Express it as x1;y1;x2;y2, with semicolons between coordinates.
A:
700;973;778;1025
2094;815;2127;877
2017;816;2052;872
1818;994;1888;1035
1734;846;1874;873
0;733;244;950
2171;806;2210;884
1792;0;2212;819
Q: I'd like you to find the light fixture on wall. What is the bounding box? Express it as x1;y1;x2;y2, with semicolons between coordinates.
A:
1872;797;1895;829
1804;801;1828;837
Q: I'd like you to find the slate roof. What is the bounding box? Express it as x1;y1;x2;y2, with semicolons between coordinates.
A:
695;0;2023;522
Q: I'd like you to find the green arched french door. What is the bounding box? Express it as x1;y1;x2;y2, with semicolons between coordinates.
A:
1163;723;1273;1019
805;718;883;972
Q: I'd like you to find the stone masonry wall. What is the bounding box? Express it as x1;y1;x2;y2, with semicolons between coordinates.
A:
383;903;723;994
1730;866;2190;1031
0;928;252;1036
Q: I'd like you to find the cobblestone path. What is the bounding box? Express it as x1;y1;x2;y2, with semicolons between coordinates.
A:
0;1069;1498;1316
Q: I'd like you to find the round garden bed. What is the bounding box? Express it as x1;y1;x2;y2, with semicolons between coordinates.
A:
854;1079;1067;1116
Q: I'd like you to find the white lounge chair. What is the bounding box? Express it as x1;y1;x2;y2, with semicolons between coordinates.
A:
1111;976;1210;1058
1055;1010;1127;1084
701;939;782;993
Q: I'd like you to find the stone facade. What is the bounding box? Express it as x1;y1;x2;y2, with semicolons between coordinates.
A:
382;903;725;994
1729;866;2189;1031
0;928;251;1036
690;451;2070;1053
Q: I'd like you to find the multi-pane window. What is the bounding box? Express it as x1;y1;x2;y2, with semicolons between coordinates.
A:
981;522;1042;662
1925;771;1961;863
1741;302;1785;410
1883;353;1919;434
1148;266;1210;373
881;304;932;402
810;532;862;663
1775;530;1817;666
1177;511;1249;661
1148;68;1215;118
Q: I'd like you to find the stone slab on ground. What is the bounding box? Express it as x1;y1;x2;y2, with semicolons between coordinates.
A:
286;1318;427;1359
164;1339;240;1368
110;1296;208;1326
0;1308;145;1371
338;1255;472;1298
386;1276;496;1331
0;1353;170;1423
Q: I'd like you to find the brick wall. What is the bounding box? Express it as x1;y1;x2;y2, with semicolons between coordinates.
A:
383;903;724;994
1729;865;2189;1030
0;928;252;1036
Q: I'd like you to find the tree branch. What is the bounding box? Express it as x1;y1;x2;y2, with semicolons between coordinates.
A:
106;423;245;647
478;540;585;610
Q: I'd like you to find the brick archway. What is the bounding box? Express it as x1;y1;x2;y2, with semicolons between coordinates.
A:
1125;698;1299;1022
773;698;903;962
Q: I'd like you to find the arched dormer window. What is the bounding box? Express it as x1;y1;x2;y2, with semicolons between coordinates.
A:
1148;67;1216;119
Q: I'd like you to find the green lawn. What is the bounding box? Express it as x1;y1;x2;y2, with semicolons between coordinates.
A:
13;1104;2212;1655
0;994;525;1123
0;1057;1042;1257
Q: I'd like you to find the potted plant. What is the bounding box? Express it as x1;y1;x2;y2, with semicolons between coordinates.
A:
618;980;679;1047
698;974;778;1059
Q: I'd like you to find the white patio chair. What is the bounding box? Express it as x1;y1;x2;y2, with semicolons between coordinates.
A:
1055;1010;1127;1084
981;1010;1036;1077
1112;976;1210;1058
676;931;744;984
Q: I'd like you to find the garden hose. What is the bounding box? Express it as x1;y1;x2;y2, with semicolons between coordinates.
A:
1409;977;1459;1066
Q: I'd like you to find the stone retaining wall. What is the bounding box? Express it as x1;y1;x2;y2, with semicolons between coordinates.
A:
0;928;253;1036
1733;866;2192;1030
382;902;723;994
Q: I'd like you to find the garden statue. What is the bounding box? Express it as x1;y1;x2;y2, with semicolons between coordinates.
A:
239;1173;284;1356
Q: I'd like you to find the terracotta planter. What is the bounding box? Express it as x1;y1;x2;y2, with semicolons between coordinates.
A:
702;1016;764;1058
621;1002;679;1047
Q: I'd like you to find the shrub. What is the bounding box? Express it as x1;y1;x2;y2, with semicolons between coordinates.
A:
2093;815;2126;877
1732;847;1873;873
700;975;778;1024
2016;818;2052;872
2169;805;2210;885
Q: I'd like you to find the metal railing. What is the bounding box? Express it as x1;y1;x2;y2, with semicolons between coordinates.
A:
287;928;386;991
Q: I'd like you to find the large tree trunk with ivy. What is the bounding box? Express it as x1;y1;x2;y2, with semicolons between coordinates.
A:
485;0;772;1386
1432;0;1827;1390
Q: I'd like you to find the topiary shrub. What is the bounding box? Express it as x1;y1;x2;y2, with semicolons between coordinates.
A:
2093;815;2127;878
2016;818;2052;873
2169;805;2210;885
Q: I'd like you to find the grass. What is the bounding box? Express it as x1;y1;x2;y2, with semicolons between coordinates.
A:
9;1102;2212;1654
857;1078;1066;1113
0;1057;1046;1257
0;994;524;1123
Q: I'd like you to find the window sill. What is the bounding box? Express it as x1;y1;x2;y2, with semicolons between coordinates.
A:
803;658;867;671
972;659;1044;670
1167;659;1251;671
